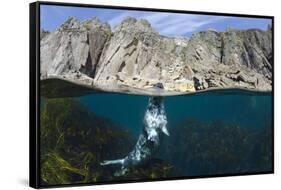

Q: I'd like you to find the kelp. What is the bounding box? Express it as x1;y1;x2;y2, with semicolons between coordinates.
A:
40;98;272;185
160;118;272;176
41;152;87;185
112;159;180;181
40;98;178;186
40;98;134;185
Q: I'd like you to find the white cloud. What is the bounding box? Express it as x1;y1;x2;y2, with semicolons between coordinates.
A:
108;10;147;28
142;13;226;36
108;12;132;27
108;10;227;36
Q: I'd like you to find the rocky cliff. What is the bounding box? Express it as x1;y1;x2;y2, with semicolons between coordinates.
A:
40;16;272;96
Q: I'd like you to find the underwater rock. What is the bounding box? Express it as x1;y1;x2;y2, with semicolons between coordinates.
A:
40;98;181;185
40;17;272;97
40;98;135;185
160;119;273;176
113;159;180;180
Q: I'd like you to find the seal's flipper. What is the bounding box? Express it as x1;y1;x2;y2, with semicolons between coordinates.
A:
100;158;124;166
162;125;169;136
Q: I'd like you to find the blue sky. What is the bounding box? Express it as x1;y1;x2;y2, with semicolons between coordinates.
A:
40;5;271;37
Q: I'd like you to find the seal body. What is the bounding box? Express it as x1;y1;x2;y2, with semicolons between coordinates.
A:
100;96;169;176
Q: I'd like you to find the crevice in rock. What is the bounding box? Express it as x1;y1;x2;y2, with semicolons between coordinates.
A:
79;50;93;76
108;46;121;62
93;32;113;80
220;33;224;63
124;38;138;49
86;50;93;73
116;74;124;82
193;77;201;90
79;33;94;77
135;53;139;64
118;61;126;72
96;45;121;81
141;55;152;71
124;47;137;57
195;50;203;60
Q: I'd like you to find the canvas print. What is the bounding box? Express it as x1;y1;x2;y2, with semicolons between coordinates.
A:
37;3;273;187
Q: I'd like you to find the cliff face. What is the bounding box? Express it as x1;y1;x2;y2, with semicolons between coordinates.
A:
40;16;272;96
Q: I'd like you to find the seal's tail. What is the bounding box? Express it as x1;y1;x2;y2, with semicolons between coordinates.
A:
100;158;124;166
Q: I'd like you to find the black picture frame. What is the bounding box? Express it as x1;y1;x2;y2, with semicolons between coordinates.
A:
29;1;274;188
